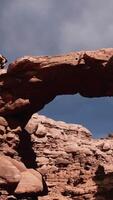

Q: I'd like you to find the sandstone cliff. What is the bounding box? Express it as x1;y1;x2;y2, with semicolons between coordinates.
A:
1;114;113;200
0;48;113;200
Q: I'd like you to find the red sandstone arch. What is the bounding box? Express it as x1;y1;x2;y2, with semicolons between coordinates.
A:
0;48;113;120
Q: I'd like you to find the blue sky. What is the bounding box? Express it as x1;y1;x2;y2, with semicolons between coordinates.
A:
1;0;113;137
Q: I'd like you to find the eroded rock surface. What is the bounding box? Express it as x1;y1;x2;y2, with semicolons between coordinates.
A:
0;117;48;200
26;114;113;200
1;114;113;199
1;48;113;199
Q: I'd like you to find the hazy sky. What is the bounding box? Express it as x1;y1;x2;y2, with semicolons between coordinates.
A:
1;0;113;137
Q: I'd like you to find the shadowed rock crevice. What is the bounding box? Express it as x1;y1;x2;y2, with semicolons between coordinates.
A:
94;166;113;200
16;129;37;169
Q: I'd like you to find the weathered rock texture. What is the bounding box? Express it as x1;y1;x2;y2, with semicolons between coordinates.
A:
1;114;113;200
27;114;113;200
1;48;113;199
0;116;48;200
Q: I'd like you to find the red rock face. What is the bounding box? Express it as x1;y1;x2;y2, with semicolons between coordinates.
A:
26;114;113;200
1;48;113;199
1;114;113;200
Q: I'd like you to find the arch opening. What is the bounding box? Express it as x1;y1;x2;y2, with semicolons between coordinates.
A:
39;94;113;138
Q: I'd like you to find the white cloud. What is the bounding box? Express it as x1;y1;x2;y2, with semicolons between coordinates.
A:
0;0;56;58
1;0;113;57
59;0;113;52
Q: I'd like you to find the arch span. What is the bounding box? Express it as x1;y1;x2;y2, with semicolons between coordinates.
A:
0;48;113;120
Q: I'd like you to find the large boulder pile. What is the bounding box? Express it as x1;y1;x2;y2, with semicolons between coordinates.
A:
0;155;46;199
0;116;48;200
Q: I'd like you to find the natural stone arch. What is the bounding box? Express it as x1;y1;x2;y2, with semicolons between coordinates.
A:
0;48;113;125
1;48;113;199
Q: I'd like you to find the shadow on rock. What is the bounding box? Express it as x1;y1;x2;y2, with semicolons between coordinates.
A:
93;165;113;200
16;129;37;169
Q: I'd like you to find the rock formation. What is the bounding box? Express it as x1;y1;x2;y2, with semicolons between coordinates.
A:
1;114;113;200
0;116;48;200
1;48;113;120
27;115;113;200
1;48;113;199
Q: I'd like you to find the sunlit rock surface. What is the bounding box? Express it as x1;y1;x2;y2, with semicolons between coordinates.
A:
0;114;113;199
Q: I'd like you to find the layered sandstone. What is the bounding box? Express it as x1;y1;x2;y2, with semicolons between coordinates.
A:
27;114;113;200
1;114;113;199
